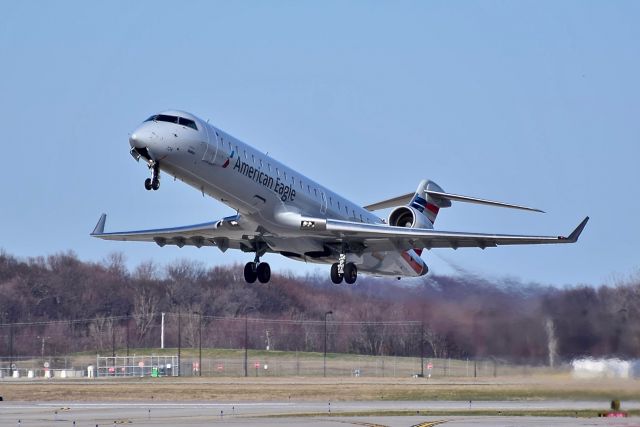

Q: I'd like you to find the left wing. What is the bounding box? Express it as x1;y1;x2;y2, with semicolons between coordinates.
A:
305;216;589;251
90;213;258;252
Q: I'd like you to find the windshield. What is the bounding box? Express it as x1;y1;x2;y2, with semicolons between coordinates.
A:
145;114;198;130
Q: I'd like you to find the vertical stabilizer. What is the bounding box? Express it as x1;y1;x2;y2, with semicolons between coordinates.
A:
409;180;451;225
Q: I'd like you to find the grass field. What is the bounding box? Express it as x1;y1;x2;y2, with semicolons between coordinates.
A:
3;348;639;405
1;375;640;403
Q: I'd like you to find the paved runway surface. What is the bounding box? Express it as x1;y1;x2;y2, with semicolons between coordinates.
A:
1;401;639;426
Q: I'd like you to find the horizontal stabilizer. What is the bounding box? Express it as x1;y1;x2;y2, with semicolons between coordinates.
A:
425;190;545;213
363;192;414;211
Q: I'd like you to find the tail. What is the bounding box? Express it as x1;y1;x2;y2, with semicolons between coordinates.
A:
409;180;451;225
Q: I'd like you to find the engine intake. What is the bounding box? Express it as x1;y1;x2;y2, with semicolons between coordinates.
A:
388;206;432;229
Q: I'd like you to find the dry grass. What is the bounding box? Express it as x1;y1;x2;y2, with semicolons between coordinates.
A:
1;375;639;402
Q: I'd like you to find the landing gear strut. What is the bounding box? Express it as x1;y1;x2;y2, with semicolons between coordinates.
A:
144;162;160;191
244;254;271;284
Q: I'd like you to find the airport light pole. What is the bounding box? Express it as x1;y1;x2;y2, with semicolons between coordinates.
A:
244;306;256;377
193;311;202;377
36;335;50;364
324;311;333;377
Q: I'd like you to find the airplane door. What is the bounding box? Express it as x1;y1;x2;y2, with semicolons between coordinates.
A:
201;125;219;165
320;191;328;215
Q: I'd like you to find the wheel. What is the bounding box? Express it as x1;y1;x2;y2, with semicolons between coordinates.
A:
151;179;160;191
243;262;257;283
257;262;271;283
144;178;152;190
330;263;343;284
344;262;357;285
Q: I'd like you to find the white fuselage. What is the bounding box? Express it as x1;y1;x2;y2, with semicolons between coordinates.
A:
129;111;427;277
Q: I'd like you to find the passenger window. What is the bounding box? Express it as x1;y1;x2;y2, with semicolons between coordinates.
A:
252;154;255;163
307;185;310;193
260;159;263;168
276;168;280;176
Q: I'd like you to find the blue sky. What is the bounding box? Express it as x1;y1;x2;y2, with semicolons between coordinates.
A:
0;1;638;286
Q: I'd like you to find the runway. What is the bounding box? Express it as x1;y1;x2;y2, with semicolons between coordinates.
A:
1;400;638;426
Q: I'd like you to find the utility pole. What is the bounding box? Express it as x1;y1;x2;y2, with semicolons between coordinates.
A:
195;311;202;377
244;306;256;377
9;323;14;377
126;315;130;357
112;321;116;358
324;311;333;377
420;321;424;377
178;311;181;377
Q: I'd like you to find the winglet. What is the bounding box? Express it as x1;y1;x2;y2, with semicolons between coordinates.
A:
564;216;589;243
91;214;107;236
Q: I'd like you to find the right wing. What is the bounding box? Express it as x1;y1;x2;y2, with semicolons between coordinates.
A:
90;213;256;252
304;216;589;251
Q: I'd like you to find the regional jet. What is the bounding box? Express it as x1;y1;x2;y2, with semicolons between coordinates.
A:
91;110;588;284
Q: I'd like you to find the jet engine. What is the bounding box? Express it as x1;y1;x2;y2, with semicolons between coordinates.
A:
388;206;432;229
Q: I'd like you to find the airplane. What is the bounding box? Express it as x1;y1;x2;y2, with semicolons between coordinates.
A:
91;110;588;284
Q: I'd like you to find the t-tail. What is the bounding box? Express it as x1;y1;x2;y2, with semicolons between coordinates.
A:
409;180;452;225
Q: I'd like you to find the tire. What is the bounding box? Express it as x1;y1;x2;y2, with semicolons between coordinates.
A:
244;262;257;283
330;263;343;284
344;262;357;285
257;262;271;284
144;178;152;190
151;179;160;191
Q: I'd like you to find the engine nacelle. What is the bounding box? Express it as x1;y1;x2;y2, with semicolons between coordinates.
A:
388;206;433;229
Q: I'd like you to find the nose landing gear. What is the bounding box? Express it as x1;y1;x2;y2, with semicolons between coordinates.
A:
144;162;160;191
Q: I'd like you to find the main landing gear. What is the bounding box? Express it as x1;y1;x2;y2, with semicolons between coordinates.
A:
144;161;160;191
330;254;358;285
244;257;271;284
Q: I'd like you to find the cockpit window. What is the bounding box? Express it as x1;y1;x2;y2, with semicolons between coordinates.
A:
144;114;198;130
156;114;178;124
178;117;198;130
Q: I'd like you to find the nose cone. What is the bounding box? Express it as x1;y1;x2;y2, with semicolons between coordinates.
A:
129;130;146;149
129;125;157;150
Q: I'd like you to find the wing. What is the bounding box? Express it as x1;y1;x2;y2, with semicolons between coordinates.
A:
304;216;589;252
90;213;257;252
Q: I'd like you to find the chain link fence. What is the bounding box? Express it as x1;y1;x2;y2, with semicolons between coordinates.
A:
0;313;563;379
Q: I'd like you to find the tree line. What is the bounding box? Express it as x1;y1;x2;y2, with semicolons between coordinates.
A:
0;250;638;364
